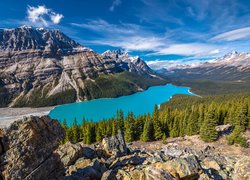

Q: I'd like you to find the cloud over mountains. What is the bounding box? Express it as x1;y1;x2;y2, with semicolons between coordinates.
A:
27;5;63;26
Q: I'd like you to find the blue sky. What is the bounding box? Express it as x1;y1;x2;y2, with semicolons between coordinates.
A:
1;0;250;66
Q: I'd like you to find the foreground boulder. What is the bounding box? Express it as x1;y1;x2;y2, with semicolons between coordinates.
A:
0;116;65;179
102;130;128;157
150;155;201;179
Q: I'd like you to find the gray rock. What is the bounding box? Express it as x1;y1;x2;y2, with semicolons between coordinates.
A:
0;116;65;179
162;145;183;158
102;130;128;157
56;141;84;167
215;124;233;136
144;166;176;180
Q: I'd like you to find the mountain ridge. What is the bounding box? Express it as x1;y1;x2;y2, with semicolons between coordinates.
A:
162;51;250;81
0;27;166;107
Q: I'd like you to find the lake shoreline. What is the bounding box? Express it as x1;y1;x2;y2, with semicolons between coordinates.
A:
0;107;54;128
0;84;197;128
49;84;194;124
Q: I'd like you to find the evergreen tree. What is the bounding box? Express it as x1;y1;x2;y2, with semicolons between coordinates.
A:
134;116;144;140
72;118;81;143
186;110;199;136
96;124;103;142
152;105;163;140
141;114;154;142
236;103;248;130
227;125;248;148
117;110;124;131
124;112;135;142
84;123;93;144
66;126;74;142
154;120;163;140
170;117;180;137
200;108;218;142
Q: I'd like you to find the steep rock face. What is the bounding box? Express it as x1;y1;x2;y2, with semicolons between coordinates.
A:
0;116;65;179
0;27;163;107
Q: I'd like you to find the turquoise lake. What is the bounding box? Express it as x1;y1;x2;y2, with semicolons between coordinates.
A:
49;84;194;124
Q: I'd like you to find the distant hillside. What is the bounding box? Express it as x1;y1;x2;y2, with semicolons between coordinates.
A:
162;51;250;82
157;51;250;95
0;26;166;107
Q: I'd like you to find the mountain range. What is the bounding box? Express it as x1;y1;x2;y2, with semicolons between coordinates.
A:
0;26;165;107
162;51;250;81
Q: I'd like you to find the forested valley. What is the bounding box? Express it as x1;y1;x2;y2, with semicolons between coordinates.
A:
62;93;250;147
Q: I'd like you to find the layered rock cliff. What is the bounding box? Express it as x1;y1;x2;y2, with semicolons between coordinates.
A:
0;26;165;107
0;116;249;179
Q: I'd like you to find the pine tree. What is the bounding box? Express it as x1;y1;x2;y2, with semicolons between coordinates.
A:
134;116;144;140
141;114;154;142
66;126;74;142
236;103;248;130
152;105;163;140
186;109;199;136
200;108;218;142
154;120;163;140
72;118;81;143
170;117;180;137
117;110;124;131
96;123;103;142
84;123;94;144
227;125;248;147
124;112;135;142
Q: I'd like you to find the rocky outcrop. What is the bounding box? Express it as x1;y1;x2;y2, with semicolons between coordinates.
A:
1;116;248;179
0;116;65;179
102;130;128;157
0;26;163;107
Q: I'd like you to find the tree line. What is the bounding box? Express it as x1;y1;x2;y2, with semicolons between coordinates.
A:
61;94;250;147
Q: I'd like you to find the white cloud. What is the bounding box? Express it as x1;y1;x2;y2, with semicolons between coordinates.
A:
71;19;166;51
71;19;139;35
71;19;228;57
155;43;220;56
146;57;213;70
27;5;63;26
89;36;164;51
110;0;122;11
50;13;64;24
211;27;250;41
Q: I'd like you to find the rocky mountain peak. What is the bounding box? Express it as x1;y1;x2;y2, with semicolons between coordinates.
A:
0;27;161;107
0;26;87;53
103;49;139;62
103;49;128;58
